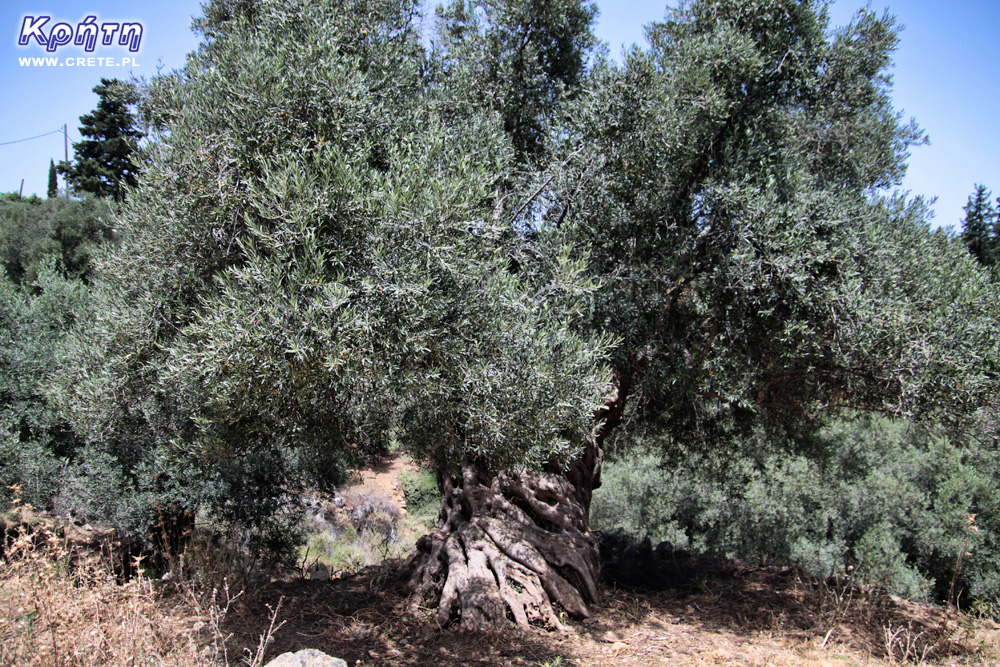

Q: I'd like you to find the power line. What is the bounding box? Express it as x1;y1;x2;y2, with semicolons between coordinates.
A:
0;129;65;147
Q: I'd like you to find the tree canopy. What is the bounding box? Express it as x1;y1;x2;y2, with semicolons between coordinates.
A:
53;0;608;561
432;0;598;164
0;195;113;286
566;0;997;443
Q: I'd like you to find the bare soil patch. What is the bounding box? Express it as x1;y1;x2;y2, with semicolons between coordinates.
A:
342;455;421;517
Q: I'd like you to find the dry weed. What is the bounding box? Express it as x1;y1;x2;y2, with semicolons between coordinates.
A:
0;513;274;667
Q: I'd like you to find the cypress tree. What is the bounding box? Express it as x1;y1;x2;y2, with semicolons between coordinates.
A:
46;159;58;199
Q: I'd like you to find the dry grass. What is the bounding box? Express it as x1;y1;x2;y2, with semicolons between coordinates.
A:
0;501;284;667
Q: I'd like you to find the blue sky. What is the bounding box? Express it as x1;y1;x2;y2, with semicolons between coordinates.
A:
2;1;997;231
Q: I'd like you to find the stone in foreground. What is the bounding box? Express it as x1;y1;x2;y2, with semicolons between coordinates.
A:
264;649;347;667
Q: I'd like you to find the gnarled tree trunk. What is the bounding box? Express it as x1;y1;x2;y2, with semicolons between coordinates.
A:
404;375;628;631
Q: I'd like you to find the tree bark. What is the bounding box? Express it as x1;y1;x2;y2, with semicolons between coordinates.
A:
404;374;628;631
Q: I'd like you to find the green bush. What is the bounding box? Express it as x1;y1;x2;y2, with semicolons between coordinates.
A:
589;447;687;547
0;196;113;517
0;196;113;285
592;416;1000;607
400;468;441;527
0;437;64;510
0;261;90;512
299;488;410;573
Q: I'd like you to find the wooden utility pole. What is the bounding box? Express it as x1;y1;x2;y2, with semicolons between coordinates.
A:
64;123;69;199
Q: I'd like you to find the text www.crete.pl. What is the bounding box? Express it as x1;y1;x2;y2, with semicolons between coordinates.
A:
19;56;140;67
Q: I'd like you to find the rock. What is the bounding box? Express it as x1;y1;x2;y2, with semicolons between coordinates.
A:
302;495;322;513
264;649;348;667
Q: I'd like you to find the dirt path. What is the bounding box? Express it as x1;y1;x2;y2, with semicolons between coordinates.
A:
343;455;419;508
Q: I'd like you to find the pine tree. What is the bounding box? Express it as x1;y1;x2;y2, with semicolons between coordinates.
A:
961;183;996;267
58;78;144;201
47;159;58;199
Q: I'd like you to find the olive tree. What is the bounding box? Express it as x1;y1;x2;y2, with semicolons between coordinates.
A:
55;0;608;622
563;0;999;439
506;0;999;628
55;0;1000;632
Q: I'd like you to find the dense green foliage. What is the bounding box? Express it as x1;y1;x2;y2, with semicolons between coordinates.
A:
0;192;115;521
400;467;443;526
433;0;597;164
0;195;113;285
0;262;90;509
2;0;998;608
50;0;607;557
58;78;144;202
593;416;1000;607
565;1;998;441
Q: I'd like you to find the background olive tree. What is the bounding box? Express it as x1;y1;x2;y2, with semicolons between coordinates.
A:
571;0;1000;611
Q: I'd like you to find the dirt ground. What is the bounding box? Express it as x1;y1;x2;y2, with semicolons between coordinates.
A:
5;456;998;667
214;455;1000;666
342;455;420;516
217;556;999;667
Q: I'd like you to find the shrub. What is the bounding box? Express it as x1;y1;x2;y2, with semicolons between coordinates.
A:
589;446;687;547
0;195;113;286
343;490;401;558
399;468;441;528
591;416;1000;608
0;437;64;511
1;261;90;513
299;488;407;574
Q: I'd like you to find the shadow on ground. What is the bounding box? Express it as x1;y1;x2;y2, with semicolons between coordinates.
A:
216;536;997;667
